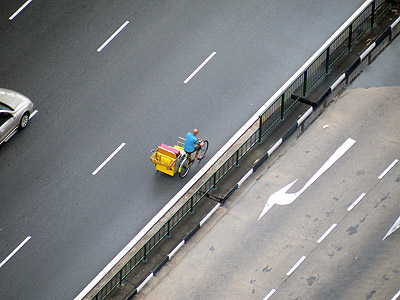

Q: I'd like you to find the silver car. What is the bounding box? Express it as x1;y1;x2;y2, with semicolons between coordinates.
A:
0;88;34;145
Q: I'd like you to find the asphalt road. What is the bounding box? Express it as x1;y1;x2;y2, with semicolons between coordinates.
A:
0;1;365;299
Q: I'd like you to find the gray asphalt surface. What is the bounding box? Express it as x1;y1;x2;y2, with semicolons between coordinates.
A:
0;1;366;299
136;81;400;299
350;33;400;88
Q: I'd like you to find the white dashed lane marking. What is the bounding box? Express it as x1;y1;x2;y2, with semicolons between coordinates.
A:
92;143;126;175
0;236;31;269
97;21;130;52
184;52;216;83
9;0;33;21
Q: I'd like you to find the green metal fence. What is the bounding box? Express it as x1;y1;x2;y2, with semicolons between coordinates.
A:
91;1;393;299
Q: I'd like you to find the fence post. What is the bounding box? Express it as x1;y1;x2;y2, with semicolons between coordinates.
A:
348;24;353;51
371;0;375;29
258;115;263;144
212;173;217;190
143;244;147;263
325;47;330;74
190;197;194;214
235;149;239;167
302;69;307;97
280;94;285;120
167;219;171;238
119;269;123;286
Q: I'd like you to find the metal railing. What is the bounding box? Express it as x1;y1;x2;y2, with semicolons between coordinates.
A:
91;1;394;299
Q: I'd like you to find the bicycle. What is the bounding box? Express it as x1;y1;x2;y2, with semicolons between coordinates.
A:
178;138;209;178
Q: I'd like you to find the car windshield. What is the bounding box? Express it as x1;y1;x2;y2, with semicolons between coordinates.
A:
0;101;13;111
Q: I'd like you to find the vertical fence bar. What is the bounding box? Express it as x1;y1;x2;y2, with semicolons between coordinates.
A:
212;173;216;190
235;149;239;167
302;69;307;97
190;197;194;214
119;269;123;286
325;47;330;74
143;244;147;263
258;115;263;143
280;94;285;120
371;0;375;28
348;24;353;51
167;219;170;238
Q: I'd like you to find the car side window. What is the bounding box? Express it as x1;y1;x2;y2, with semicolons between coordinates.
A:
0;112;12;127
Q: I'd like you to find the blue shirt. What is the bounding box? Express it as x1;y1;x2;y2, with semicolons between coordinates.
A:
184;132;199;153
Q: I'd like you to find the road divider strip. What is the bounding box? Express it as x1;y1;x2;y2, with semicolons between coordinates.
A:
222;14;400;200
128;203;221;296
225;106;313;197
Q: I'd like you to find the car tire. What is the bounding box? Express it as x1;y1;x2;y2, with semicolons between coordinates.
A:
19;113;30;129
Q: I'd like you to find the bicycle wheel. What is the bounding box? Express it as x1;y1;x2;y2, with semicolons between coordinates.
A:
179;157;190;178
197;140;209;160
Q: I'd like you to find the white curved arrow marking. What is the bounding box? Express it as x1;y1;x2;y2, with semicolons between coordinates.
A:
383;215;400;240
258;138;356;221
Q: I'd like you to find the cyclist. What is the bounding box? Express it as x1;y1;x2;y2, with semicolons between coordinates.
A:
184;129;201;161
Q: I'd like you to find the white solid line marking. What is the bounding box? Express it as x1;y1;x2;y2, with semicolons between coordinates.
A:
347;193;366;211
29;110;38;119
97;21;129;52
9;0;33;20
184;52;216;83
92;143;125;175
0;236;31;269
286;255;306;276
263;289;277;300
378;159;398;179
317;223;337;243
391;289;400;300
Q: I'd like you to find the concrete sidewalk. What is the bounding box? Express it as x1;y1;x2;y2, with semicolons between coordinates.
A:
135;85;400;300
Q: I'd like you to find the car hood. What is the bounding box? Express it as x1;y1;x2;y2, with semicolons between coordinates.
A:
0;88;32;110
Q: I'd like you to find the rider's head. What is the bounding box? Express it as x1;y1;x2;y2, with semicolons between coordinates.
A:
193;129;198;136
